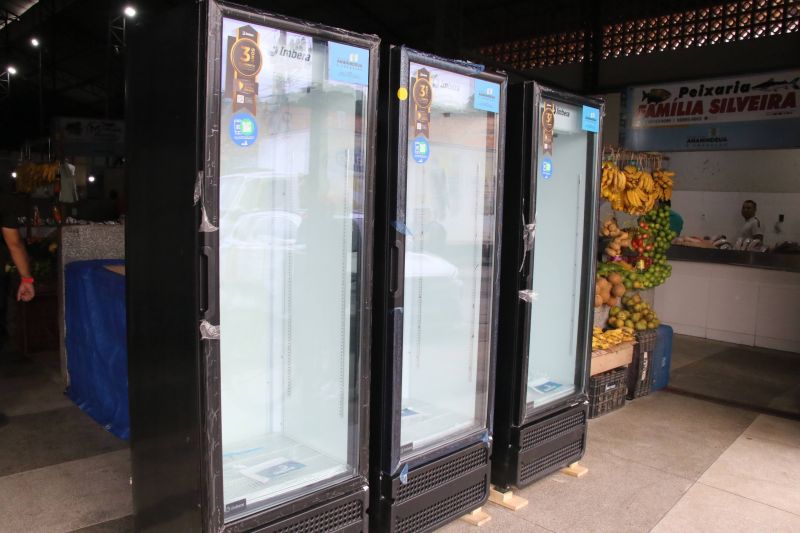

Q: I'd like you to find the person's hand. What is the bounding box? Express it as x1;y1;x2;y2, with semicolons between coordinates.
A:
17;281;35;302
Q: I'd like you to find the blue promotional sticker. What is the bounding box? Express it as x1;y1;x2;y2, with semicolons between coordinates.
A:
541;157;553;179
474;79;500;113
582;105;600;132
328;42;369;86
412;136;430;163
229;113;258;147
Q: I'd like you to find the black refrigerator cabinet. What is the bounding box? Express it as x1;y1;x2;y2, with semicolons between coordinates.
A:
126;2;378;531
492;82;603;490
370;46;506;532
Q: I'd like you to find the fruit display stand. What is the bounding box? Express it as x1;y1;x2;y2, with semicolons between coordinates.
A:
589;148;677;414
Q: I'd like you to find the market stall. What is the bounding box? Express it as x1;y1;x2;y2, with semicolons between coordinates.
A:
588;149;676;417
9;156;128;437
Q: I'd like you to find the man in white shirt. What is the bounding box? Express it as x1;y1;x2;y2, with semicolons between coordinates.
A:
739;200;763;241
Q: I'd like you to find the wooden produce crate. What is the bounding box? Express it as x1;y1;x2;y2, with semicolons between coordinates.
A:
590;341;635;376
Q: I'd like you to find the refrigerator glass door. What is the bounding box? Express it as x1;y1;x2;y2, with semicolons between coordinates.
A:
217;17;370;521
399;62;501;462
524;98;591;412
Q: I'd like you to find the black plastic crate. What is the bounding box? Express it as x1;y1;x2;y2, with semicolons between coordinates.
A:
627;329;657;399
588;367;628;418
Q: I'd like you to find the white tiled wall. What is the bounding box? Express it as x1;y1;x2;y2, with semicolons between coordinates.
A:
667;149;800;193
671;190;800;245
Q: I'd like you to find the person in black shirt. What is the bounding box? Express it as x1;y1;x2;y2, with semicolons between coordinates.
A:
0;196;34;428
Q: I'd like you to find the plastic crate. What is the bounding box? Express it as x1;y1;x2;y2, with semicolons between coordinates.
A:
651;325;674;391
588;367;628;418
627;329;657;399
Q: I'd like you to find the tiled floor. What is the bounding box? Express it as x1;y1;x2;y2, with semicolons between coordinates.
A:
668;334;800;416
439;396;800;533
0;349;132;533
439;334;800;533
1;336;799;532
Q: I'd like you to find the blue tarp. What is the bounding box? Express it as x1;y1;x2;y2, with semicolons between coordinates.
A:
651;324;674;391
65;259;129;440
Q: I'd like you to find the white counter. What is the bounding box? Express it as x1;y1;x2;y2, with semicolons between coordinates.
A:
654;260;800;353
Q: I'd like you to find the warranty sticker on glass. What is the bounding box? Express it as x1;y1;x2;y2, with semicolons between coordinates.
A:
533;381;563;393
241;458;305;484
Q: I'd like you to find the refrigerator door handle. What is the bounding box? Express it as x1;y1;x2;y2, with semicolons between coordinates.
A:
389;238;404;300
200;245;217;320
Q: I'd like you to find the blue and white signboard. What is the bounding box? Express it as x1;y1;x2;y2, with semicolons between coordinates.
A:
582;105;600;132
623;69;800;151
328;42;369;86
474;79;501;113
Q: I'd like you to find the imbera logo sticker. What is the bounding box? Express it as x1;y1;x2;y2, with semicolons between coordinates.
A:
328;41;369;86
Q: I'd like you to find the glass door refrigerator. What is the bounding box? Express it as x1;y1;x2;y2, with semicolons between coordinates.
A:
491;82;602;490
370;46;506;532
126;2;378;531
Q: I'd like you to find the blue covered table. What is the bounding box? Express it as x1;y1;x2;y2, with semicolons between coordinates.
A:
65;259;129;439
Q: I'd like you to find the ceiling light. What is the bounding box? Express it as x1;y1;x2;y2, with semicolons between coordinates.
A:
7;66;17;75
11;172;17;178
88;175;96;183
124;6;137;17
31;37;40;47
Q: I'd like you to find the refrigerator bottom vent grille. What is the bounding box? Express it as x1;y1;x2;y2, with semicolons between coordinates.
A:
397;447;487;502
274;499;362;533
519;439;583;483
520;410;585;452
395;480;486;533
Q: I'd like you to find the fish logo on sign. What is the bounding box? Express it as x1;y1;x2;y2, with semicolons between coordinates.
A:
752;77;800;92
642;88;671;103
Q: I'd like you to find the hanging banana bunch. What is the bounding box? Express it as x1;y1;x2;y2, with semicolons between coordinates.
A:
14;161;61;194
600;158;675;215
653;169;675;201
